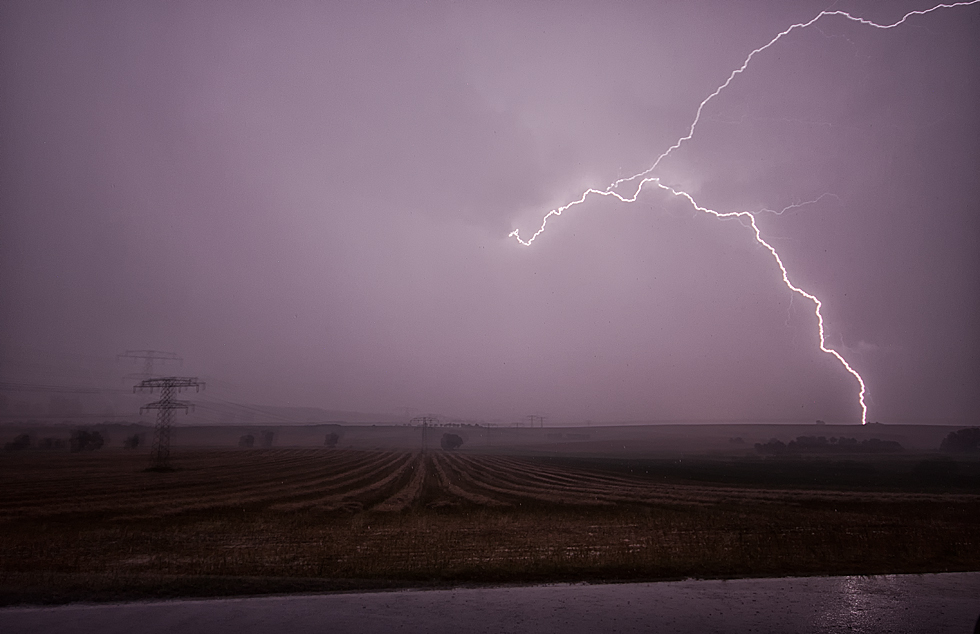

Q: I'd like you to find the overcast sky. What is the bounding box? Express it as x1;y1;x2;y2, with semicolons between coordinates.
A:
1;1;977;424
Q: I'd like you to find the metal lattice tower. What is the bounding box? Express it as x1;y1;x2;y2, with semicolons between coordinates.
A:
135;377;204;470
525;415;546;428
411;416;438;454
118;350;182;382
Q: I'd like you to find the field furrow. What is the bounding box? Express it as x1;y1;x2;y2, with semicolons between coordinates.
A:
429;453;509;507
0;450;397;520
372;454;426;512
439;453;612;506
269;452;415;512
119;451;408;518
449;453;637;501
0;449;366;508
3;449;978;525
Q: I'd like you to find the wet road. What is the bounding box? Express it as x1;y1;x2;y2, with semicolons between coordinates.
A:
2;572;978;633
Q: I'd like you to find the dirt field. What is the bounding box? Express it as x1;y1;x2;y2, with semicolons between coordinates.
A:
1;446;978;605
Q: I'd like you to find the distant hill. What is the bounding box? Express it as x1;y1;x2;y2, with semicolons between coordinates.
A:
210;404;403;425
156;400;404;426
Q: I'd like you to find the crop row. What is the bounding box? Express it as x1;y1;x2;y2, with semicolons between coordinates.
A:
2;449;977;522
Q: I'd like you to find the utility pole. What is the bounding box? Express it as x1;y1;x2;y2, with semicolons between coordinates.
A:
118;350;181;382
411;416;437;454
135;377;204;470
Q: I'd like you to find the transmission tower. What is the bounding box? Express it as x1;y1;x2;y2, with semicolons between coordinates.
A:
411;415;438;454
135;376;204;470
525;415;546;428
118;350;181;382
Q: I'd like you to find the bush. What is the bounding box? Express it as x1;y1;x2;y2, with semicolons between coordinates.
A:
69;430;104;452
123;434;141;449
325;432;340;448
940;427;980;453
4;434;31;451
440;433;463;451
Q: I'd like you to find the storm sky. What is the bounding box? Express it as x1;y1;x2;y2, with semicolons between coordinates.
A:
2;1;978;424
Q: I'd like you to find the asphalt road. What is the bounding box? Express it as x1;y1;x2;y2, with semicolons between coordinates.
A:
2;572;978;633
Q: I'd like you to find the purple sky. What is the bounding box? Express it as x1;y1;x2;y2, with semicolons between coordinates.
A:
2;1;978;424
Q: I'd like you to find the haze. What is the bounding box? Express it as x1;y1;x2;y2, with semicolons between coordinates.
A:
1;1;978;425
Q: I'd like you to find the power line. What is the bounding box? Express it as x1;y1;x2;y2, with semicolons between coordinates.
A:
194;394;308;424
0;381;129;395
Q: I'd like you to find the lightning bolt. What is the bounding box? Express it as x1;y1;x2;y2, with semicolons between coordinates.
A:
509;1;980;424
756;192;842;217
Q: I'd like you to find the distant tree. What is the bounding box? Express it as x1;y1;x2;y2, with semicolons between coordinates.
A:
940;427;980;453
787;436;830;452
754;438;786;455
860;438;903;453
37;437;66;450
260;431;275;448
123;434;141;449
772;435;902;454
239;434;255;448
69;430;104;452
440;433;463;451
325;432;340;448
4;434;31;451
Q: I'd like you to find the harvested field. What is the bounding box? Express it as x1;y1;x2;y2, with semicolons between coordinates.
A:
1;448;978;604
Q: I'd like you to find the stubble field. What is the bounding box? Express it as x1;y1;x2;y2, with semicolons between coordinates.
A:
1;447;978;604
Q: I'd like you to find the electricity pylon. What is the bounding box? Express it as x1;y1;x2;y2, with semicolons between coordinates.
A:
118;350;181;382
135;377;204;470
525;415;546;428
411;416;437;454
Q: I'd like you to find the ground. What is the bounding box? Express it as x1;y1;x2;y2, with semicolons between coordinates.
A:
1;438;978;605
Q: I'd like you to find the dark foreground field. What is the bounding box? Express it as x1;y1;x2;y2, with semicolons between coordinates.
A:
1;448;978;605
